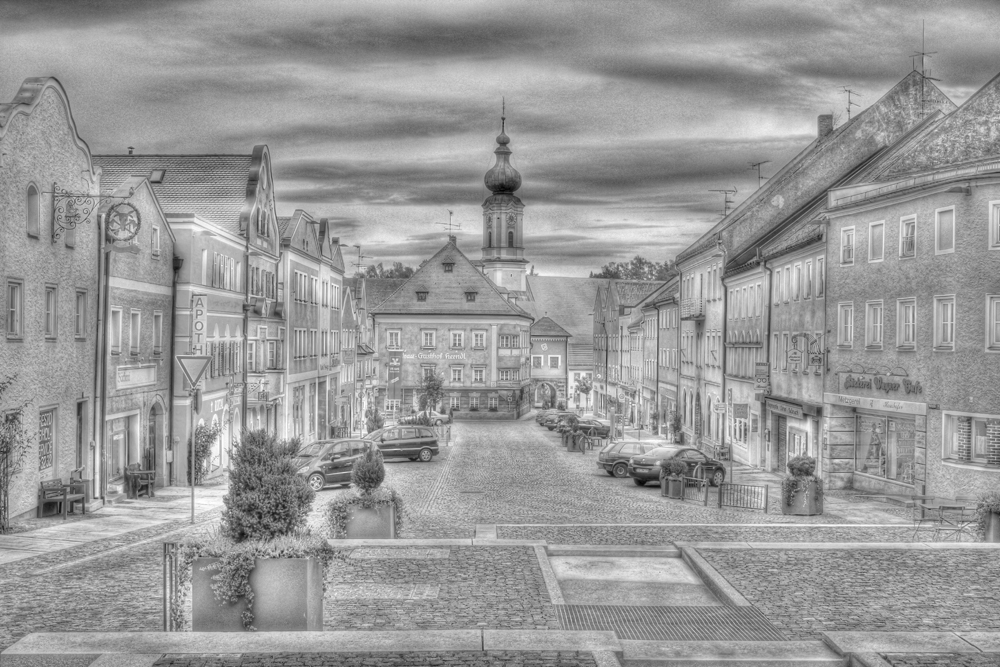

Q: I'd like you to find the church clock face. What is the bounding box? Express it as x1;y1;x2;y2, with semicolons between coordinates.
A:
507;213;517;227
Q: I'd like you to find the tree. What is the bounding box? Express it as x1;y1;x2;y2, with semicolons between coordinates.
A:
363;262;416;279
0;375;34;534
574;375;593;411
418;372;445;416
187;422;222;486
589;255;675;282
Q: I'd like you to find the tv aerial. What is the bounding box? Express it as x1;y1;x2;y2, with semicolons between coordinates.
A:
749;161;771;189
709;187;738;217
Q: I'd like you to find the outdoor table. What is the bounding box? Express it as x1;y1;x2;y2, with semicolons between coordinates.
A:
917;502;978;542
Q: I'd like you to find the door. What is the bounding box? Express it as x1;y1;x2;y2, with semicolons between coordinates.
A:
679;448;709;478
776;416;788;473
398;427;420;457
379;428;401;457
323;442;352;484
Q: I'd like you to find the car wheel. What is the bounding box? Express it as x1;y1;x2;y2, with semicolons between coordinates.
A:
633;478;646;486
612;463;628;478
606;470;615;476
418;448;433;462
711;469;725;487
434;419;443;426
307;473;325;492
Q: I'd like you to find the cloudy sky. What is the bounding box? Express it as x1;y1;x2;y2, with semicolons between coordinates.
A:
2;1;999;276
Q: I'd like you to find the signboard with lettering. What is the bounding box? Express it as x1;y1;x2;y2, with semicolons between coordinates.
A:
766;399;804;420
38;409;54;470
841;373;923;397
116;365;157;390
754;362;769;390
190;293;208;355
712;403;727;414
809;353;824;367
786;349;803;365
388;352;402;401
402;352;466;360
732;403;749;419
824;392;927;416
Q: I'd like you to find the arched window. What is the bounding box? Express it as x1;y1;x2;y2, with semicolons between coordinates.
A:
488;231;492;247
507;231;514;247
26;184;39;237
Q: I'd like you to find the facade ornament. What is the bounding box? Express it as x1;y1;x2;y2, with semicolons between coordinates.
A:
49;185;136;241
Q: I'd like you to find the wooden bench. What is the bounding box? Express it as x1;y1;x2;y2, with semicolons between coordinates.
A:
125;463;155;499
37;479;86;520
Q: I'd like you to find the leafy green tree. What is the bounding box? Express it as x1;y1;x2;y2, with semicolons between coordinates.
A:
589;256;675;281
418;372;445;416
363;262;416;279
187;422;222;486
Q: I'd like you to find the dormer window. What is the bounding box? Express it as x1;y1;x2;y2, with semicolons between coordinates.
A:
150;169;166;183
443;263;454;273
465;292;476;302
416;291;428;302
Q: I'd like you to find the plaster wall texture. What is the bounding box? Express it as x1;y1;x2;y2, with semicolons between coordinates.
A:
679;253;725;447
0;84;99;519
824;182;1000;498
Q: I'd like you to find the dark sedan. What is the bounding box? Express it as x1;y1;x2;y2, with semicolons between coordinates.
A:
627;446;727;487
364;425;439;461
576;418;611;438
543;412;577;430
294;439;372;491
597;440;663;478
535;409;558;424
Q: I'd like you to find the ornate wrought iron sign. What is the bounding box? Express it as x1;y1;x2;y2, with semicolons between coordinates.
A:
50;185;137;241
105;202;141;243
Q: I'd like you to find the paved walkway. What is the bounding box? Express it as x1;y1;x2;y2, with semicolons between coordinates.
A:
0;486;228;564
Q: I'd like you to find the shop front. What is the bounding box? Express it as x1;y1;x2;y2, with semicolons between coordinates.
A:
657;383;676;437
765;397;821;476
727;380;760;466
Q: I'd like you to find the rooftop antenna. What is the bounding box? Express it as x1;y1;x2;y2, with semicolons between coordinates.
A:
840;87;861;121
437;209;462;236
709;187;738;217
749;161;771;189
911;19;940;117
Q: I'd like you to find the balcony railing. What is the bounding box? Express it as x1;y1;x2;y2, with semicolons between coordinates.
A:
680;298;705;320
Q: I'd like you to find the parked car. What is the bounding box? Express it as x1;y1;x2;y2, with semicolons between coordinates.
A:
294;438;372;491
543;412;576;430
535;409;557;424
627;446;726;487
364;425;440;461
398;411;449;426
597;440;664;478
576;418;611;438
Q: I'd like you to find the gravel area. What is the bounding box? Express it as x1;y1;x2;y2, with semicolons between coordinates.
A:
154;652;599;667
701;549;1000;641
497;524;918;544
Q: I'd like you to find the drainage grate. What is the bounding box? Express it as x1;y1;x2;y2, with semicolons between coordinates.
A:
555;605;786;641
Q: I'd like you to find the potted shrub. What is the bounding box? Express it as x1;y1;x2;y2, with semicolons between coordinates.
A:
660;458;687;499
974;490;1000;543
562;415;580;450
781;455;823;516
175;429;341;632
323;445;405;539
668;411;682;443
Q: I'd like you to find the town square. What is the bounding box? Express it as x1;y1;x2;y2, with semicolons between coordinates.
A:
1;1;1000;665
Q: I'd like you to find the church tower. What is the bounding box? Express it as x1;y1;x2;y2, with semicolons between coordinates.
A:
482;110;528;293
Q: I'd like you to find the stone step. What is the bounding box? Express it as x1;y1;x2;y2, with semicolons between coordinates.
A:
547;544;681;558
622;640;843;666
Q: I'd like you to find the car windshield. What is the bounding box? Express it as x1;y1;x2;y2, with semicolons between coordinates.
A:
364;428;385;441
295;443;324;458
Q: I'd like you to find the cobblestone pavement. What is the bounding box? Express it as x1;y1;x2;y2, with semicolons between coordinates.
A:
881;655;1000;666
153;652;599;667
700;549;1000;641
307;419;909;539
325;546;558;630
497;524;917;544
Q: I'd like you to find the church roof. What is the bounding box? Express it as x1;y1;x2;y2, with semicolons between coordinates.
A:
372;239;532;318
531;316;571;338
523;276;608;347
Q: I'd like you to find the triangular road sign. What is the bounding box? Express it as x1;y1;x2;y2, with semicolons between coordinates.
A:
176;354;213;388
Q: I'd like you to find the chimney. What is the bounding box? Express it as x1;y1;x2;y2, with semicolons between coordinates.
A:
448;235;457;244
817;115;833;139
127;146;134;155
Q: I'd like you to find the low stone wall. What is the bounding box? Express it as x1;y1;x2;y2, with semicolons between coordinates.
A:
453;411;517;421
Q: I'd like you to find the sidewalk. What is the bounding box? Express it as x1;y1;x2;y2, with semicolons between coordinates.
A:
0;485;228;565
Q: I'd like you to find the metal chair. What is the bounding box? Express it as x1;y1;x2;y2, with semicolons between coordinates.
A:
933;496;979;542
908;495;940;541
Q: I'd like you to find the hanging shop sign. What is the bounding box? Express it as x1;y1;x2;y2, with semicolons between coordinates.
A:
841;373;923;397
388;352;402;401
105;202;142;243
754;362;770;391
786;348;803;365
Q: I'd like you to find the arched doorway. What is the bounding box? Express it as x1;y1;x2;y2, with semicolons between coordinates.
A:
534;382;556;408
146;401;163;473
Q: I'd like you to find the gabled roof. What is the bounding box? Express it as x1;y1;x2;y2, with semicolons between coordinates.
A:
373;239;532;318
366;279;409;309
94;153;256;234
614;280;665;307
277;216;292;238
524;276;607;346
530;316;571;338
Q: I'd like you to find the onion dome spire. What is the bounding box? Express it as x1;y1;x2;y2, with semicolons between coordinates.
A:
484;100;522;194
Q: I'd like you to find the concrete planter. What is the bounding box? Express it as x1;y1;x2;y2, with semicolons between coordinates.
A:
781;477;823;516
344;504;396;539
661;476;684;499
985;511;1000;543
192;557;323;632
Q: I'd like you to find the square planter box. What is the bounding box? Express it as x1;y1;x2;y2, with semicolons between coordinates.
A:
344;503;396;539
192;557;323;631
985;511;1000;543
661;477;684;499
781;478;824;516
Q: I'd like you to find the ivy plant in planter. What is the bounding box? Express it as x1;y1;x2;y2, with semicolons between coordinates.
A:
974;490;1000;542
323;445;405;539
781;455;823;516
174;429;342;632
660;458;688;499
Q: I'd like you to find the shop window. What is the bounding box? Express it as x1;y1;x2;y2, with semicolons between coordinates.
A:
855;414;915;484
943;413;993;463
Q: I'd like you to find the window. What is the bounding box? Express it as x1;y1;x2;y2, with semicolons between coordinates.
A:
989;296;1000;351
465;292;476;302
508;230;514;247
473;332;485;348
422;330;435;348
247;341;257;372
781;332;789;371
470;396;480;409
935;208;955;254
841;227;855;265
151;225;161;257
449;396;460;410
422;366;435;380
792;264;801;300
26;184;40;237
6;280;23;338
416;291;428;301
267;340;277;368
868;222;884;262
943;414;992;463
548;355;560;369
899;216;916;258
488;396;499;410
897;299;916;349
499;334;516;347
499;369;517;382
865;301;883;348
153;311;163;354
109;308;122;354
387;330;401;350
816;258;825;298
771;333;779;370
934;296;956;349
991;202;1000;249
803;260;812;299
443;263;454;272
783;266;790;303
531;355;542;368
838;303;854;347
474;367;485;383
150;169;165;183
44;286;57;338
451;331;464;348
451;368;463;383
74;291;87;338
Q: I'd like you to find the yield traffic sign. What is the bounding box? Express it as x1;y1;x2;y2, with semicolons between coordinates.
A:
176;355;212;388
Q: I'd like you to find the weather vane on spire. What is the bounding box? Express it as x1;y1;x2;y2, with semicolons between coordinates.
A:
501;97;506;132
